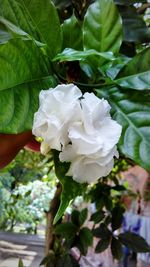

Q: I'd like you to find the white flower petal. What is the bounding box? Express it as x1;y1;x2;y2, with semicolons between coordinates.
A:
66;156;114;184
32;84;82;150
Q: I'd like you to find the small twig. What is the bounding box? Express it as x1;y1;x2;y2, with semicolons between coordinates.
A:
137;3;150;14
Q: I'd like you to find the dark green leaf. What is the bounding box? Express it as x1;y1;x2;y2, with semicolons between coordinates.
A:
55;222;78;239
93;223;112;239
115;0;146;5
119;232;150;252
53;150;87;224
111;206;125;231
56;254;79;267
61;15;83;50
83;0;122;56
90;211;105;224
80;227;93;247
40;251;55;266
111;237;123;260
115;48;150;90
112;185;126;191
71;208;88;227
118;6;150;43
95;238;110;253
96;87;150;171
76;227;93;255
71;210;80;227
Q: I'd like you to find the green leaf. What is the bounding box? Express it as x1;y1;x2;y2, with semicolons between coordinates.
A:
115;48;150;90
111;206;125;231
111;237;123;260
93;223;112;239
0;0;62;58
119;232;150;252
20;0;62;58
61;15;83;50
0;0;39;41
83;0;122;55
95;238;110;253
0;22;11;43
0;17;31;39
57;254;80;267
0;38;50;91
96;87;150;171
80;227;93;246
115;0;146;5
90;211;105;224
118;6;150;43
53;48;115;62
40;251;55;266
0;76;57;133
71;208;88;227
55;222;78;239
53;151;87;224
52;0;72;9
76;227;93;255
0;17;45;47
18;259;24;267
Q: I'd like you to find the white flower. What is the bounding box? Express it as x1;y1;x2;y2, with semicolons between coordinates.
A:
60;92;122;183
33;84;122;184
32;84;82;151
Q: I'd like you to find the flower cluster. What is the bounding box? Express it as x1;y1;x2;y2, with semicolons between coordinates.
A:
32;84;122;184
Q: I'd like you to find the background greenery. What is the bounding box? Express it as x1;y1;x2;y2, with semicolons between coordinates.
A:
0;0;150;266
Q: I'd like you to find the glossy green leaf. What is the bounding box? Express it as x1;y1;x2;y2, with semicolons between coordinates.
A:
0;0;62;58
61;15;83;50
0;17;45;47
52;0;72;9
0;16;30;38
83;0;122;55
53;48;115;62
119;232;150;252
96;87;150;171
0;22;11;43
118;6;150;43
0;38;50;91
20;0;62;58
0;0;38;40
115;48;150;90
53;151;87;224
0;76;57;133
